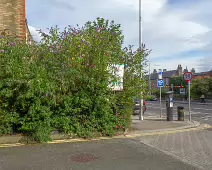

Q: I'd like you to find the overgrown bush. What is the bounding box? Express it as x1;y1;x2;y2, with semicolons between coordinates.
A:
191;77;212;99
0;18;149;142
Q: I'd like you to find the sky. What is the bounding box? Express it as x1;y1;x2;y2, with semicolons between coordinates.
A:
26;0;212;73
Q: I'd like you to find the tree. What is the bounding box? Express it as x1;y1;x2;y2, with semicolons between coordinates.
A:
0;17;150;141
191;77;212;99
170;76;187;94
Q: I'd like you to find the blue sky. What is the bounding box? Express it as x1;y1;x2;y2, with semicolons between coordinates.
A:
26;0;212;73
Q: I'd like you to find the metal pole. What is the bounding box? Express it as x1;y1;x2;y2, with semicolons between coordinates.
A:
188;81;191;121
139;0;142;48
138;0;143;121
160;86;162;118
149;55;151;95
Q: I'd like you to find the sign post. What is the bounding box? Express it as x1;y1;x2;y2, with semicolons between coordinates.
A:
188;80;191;121
183;72;192;121
160;86;162;118
157;71;164;118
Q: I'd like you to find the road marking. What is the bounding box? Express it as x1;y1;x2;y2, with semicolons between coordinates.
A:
193;108;212;111
148;106;212;112
0;143;24;148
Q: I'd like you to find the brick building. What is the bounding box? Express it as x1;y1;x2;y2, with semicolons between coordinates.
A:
192;70;212;80
0;0;32;43
147;64;184;88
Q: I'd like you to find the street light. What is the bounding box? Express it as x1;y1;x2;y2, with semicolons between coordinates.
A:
138;0;143;121
148;55;151;95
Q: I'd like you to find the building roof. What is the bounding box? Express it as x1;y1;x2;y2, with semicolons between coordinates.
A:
146;70;177;80
193;70;212;76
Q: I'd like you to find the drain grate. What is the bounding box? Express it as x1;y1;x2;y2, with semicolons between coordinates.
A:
71;153;99;163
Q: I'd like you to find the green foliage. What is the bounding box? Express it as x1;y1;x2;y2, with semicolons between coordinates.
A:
0;18;149;142
174;94;186;100
151;88;166;98
170;76;187;94
145;95;152;101
191;77;212;99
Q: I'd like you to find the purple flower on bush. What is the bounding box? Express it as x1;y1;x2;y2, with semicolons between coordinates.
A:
9;42;15;46
46;93;48;97
40;90;43;93
78;45;81;48
0;50;4;53
96;36;98;38
115;113;118;116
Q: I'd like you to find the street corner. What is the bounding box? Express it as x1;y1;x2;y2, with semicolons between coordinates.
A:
124;120;211;138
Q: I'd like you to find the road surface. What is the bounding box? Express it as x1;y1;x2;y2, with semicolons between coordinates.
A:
146;101;212;125
0;139;200;170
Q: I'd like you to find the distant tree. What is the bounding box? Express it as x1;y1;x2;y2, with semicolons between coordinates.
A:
191;77;212;99
170;76;187;94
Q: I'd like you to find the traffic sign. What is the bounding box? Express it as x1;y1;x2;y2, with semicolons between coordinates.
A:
183;72;192;81
158;70;162;80
157;79;164;87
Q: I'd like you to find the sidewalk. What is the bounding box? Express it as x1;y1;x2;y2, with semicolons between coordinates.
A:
127;115;202;135
135;121;212;170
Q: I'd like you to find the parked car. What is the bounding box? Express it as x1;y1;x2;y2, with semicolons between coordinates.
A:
150;95;157;101
133;98;146;115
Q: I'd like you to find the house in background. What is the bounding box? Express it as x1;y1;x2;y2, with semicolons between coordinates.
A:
0;0;33;43
147;64;186;88
192;70;212;80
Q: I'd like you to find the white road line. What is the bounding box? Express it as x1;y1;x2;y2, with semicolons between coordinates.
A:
147;106;212;111
193;108;212;111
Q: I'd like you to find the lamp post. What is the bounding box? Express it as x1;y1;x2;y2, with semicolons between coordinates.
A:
138;0;143;121
149;55;151;95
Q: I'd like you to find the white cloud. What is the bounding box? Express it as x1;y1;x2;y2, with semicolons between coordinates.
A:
197;56;212;71
27;0;212;72
28;26;41;42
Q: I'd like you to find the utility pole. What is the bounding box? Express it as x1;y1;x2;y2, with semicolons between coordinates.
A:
188;80;191;121
149;55;151;95
138;0;144;121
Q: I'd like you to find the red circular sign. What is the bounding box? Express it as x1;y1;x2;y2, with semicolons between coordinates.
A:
183;72;192;81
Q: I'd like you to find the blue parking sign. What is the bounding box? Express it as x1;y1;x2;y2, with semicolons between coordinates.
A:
157;79;164;87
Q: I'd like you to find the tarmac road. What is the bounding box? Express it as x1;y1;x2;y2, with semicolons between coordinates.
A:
0;139;200;170
146;101;212;125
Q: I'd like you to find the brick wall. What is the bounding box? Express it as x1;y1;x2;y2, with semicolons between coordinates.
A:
0;0;29;41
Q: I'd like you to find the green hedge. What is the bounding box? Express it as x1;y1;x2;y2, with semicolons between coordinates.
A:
0;18;149;142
